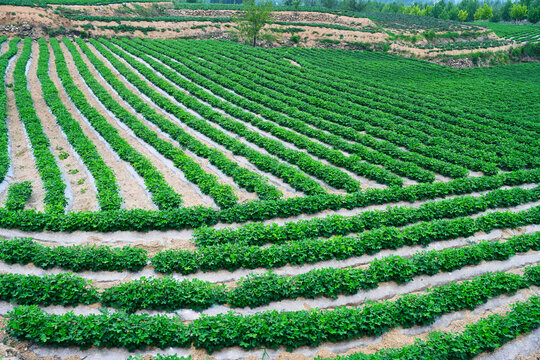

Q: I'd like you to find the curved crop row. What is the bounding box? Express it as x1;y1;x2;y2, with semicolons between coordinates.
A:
109;38;408;187
145;39;469;179
36;39;123;211
193;186;540;246
71;44;325;197
49;38;183;210
62;38;239;208
154;206;540;274
0;37;18;184
85;39;364;193
14;38;66;213
72;39;281;201
5;269;538;352
2;206;536;274
231;42;537;165
0;233;537;312
0;169;537;232
166;41;499;175
287;47;540;143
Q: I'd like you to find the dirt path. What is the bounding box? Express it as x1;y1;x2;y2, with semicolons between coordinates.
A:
0;43;45;212
29;41;97;212
88;40;301;199
48;42;156;211
59;40;176;211
77;41;254;205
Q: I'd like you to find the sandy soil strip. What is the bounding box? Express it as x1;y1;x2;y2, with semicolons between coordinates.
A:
28;41;97;213
78;42;255;205
47;42;156;211
89;41;302;199
0;44;45;212
59;40;175;211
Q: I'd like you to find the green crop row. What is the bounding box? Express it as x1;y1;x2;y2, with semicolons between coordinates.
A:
75;43;326;197
185;40;536;171
320;296;540;359
126;294;540;360
285;47;540;140
0;237;147;272
2;207;536;274
179;41;504;174
123;38;428;186
154;206;540;273
112;38;408;187
49;38;183;210
185;45;499;175
86;39;363;194
5;269;538;352
109;39;407;188
0;36;16;184
62;38;238;208
4;181;32;211
0;232;537;312
145;39;469;180
14;38;67;213
0;169;537;232
72;38;281;201
277;46;540;149
36;38;123;211
193;186;540;246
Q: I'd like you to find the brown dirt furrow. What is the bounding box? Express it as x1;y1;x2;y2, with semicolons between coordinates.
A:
78;40;255;205
29;41;97;212
0;43;45;212
47;42;154;211
59;40;173;211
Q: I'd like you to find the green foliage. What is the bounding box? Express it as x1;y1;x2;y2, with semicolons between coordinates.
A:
36;38;122;211
0;38;18;184
458;9;468;21
50;37;184;211
5;270;537;352
511;3;528;21
193;186;540;247
317;296;540;359
474;3;493;20
0;237;148;272
14;38;66;213
4;181;32;211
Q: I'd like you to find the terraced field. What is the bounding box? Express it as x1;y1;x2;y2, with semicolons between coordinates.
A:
0;36;539;360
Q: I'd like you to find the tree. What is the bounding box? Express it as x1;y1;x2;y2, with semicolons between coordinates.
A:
236;0;273;46
474;3;493;19
527;5;540;22
501;0;513;21
510;3;528;20
458;9;469;20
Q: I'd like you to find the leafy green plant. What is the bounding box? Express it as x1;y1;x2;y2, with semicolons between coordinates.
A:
4;181;32;211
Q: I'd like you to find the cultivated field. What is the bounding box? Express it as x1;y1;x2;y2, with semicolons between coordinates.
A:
0;11;539;360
